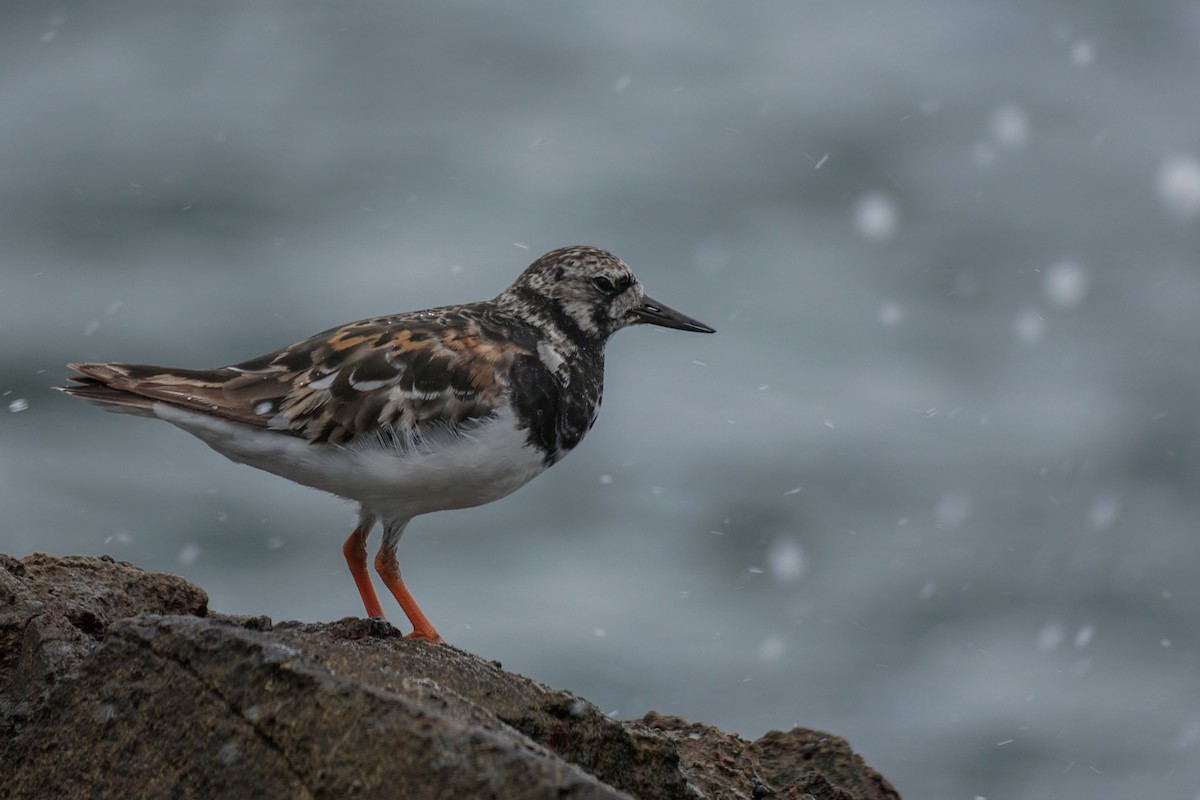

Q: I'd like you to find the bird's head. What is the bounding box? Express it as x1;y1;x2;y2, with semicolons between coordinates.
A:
501;246;715;343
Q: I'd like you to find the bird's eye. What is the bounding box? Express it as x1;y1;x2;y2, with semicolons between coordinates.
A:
592;276;616;293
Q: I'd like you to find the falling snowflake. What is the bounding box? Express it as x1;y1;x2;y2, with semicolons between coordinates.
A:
1156;155;1200;220
854;192;900;242
758;635;786;663
1044;260;1089;309
877;301;905;326
767;538;806;582
1088;495;1120;530
934;492;973;528
989;104;1031;150
178;543;201;566
1070;39;1095;67
1013;307;1046;345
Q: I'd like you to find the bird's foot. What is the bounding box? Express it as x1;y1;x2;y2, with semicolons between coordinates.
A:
405;629;445;644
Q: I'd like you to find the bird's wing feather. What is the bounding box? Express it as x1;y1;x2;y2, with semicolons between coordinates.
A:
65;305;532;445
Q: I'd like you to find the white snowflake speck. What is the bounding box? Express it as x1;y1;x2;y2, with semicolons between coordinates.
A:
758;635;786;663
989;104;1031;150
1156;155;1200;220
1013;307;1046;344
767;538;806;582
1071;39;1095;67
934;492;973;528
178;543;201;566
1088;495;1120;530
877;301;905;327
1038;622;1065;652
854;192;900;242
218;739;241;766
1074;623;1095;649
1044;260;1089;309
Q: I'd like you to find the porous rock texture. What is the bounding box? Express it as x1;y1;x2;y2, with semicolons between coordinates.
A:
0;553;900;799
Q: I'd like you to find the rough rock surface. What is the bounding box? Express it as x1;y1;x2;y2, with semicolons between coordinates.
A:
0;553;900;799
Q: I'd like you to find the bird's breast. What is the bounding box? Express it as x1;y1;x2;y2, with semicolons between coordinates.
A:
507;349;604;466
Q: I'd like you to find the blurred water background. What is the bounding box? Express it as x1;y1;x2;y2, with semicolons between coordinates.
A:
3;3;1200;797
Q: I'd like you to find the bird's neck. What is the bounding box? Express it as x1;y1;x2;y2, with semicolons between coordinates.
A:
496;286;610;357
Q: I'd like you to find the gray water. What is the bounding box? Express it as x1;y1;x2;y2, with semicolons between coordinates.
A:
3;3;1199;797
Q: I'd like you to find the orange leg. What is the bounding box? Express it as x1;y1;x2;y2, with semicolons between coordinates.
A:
342;525;386;620
375;546;443;643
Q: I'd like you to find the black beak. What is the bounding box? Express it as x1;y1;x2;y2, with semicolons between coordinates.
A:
630;295;716;333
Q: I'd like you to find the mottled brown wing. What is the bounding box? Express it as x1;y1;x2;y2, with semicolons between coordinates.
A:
65;304;533;445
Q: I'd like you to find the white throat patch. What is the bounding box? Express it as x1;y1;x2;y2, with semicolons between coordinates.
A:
538;340;570;385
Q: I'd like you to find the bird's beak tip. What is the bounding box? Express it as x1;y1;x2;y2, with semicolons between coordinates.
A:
631;295;716;334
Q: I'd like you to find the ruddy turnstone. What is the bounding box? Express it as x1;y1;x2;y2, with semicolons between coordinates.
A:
61;246;714;642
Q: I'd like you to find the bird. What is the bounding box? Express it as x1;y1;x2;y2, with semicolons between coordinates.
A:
60;246;715;642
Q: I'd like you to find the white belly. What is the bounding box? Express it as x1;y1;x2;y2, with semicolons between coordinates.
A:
153;403;549;522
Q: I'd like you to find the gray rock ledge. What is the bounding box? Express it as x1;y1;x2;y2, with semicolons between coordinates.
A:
0;552;900;800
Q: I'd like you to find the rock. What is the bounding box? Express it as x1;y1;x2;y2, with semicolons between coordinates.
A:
0;553;900;799
0;551;208;731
